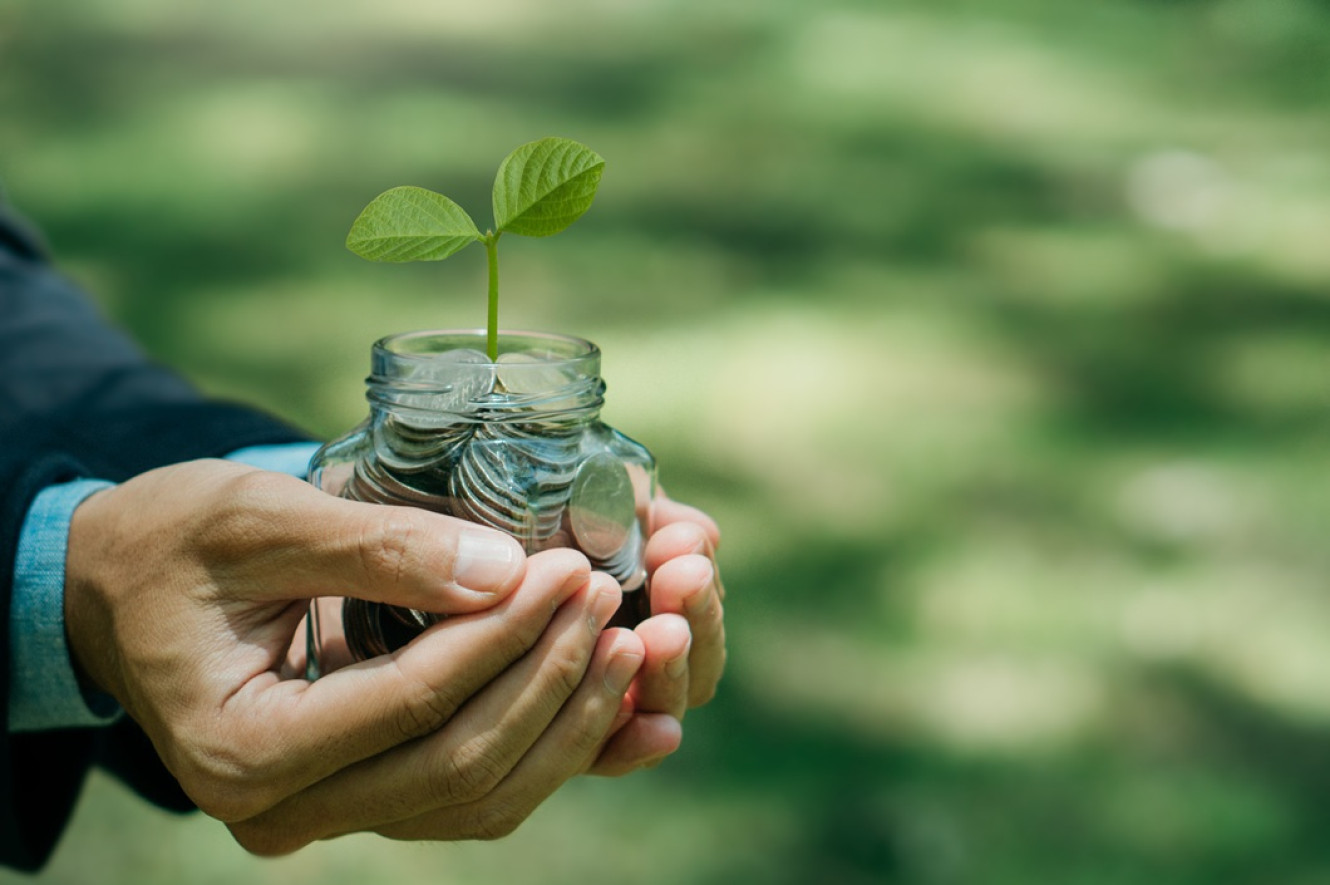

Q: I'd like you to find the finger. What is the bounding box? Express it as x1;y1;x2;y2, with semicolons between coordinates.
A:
649;495;720;550
649;554;725;709
587;713;684;777
644;519;714;578
628;614;691;720
228;570;624;849
213;550;591;820
209;470;527;612
376;629;646;841
643;517;727;604
580;692;636;773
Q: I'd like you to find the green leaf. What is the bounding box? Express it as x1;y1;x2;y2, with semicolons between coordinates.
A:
492;137;605;237
346;186;482;262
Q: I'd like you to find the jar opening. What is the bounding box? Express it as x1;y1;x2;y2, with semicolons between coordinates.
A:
377;329;598;365
367;329;605;420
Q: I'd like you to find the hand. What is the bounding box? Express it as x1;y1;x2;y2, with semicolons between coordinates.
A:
590;493;726;776
65;459;644;853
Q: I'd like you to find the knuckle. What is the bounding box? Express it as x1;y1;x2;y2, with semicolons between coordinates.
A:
392;669;463;741
185;771;277;823
228;820;307;857
172;727;287;822
197;470;286;553
359;508;420;589
564;711;612;758
431;742;509;805
211;466;267;504
495;613;546;664
216;469;287;522
545;643;590;700
509;615;547;657
467;801;529;841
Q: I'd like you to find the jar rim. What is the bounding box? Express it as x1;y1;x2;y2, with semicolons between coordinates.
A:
374;329;600;367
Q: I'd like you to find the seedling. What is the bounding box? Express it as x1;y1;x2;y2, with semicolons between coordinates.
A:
345;136;605;360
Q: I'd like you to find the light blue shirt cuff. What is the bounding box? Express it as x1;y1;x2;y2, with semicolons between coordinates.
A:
224;443;320;478
9;480;116;732
8;442;320;732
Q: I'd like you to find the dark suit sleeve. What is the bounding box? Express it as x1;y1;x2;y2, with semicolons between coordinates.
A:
0;206;311;870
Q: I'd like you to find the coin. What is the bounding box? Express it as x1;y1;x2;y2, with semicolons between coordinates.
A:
495;350;575;396
342;600;442;660
568;453;636;561
373;418;471;474
389;348;495;430
345;458;452;513
588;519;645;590
342;598;386;660
450;443;537;539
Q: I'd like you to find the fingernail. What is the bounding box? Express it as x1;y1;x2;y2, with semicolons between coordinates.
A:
587;580;621;634
604;650;643;695
454;529;523;594
611;701;635;731
683;571;713;617
664;649;690;681
686;528;709;556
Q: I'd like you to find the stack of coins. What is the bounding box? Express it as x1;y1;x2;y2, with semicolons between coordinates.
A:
567;453;645;589
335;349;648;660
372;412;473;477
343;601;435;661
450;422;583;545
343;454;449;510
368;347;494;478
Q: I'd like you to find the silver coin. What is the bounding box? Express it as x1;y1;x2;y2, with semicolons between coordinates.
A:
371;419;471;481
342;598;387;660
455;431;575;544
342;599;442;660
453;477;527;532
495;350;591;420
503;434;577;534
347;459;450;512
517;436;581;470
379;413;472;455
461;444;526;510
495;350;575;396
391;348;495;429
604;521;646;590
451;449;534;538
568;453;636;561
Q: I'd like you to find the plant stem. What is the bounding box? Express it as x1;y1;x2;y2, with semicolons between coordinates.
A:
485;232;501;360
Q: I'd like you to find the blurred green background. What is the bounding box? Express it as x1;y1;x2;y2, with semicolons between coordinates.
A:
4;0;1330;882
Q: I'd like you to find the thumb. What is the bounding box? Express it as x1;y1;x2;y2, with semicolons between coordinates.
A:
217;472;526;613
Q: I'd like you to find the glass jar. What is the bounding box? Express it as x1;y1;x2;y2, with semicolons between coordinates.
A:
304;329;656;679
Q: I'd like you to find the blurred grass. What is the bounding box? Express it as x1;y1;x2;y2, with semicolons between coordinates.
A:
5;0;1330;882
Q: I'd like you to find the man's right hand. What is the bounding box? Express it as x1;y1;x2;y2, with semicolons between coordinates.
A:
64;459;645;854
